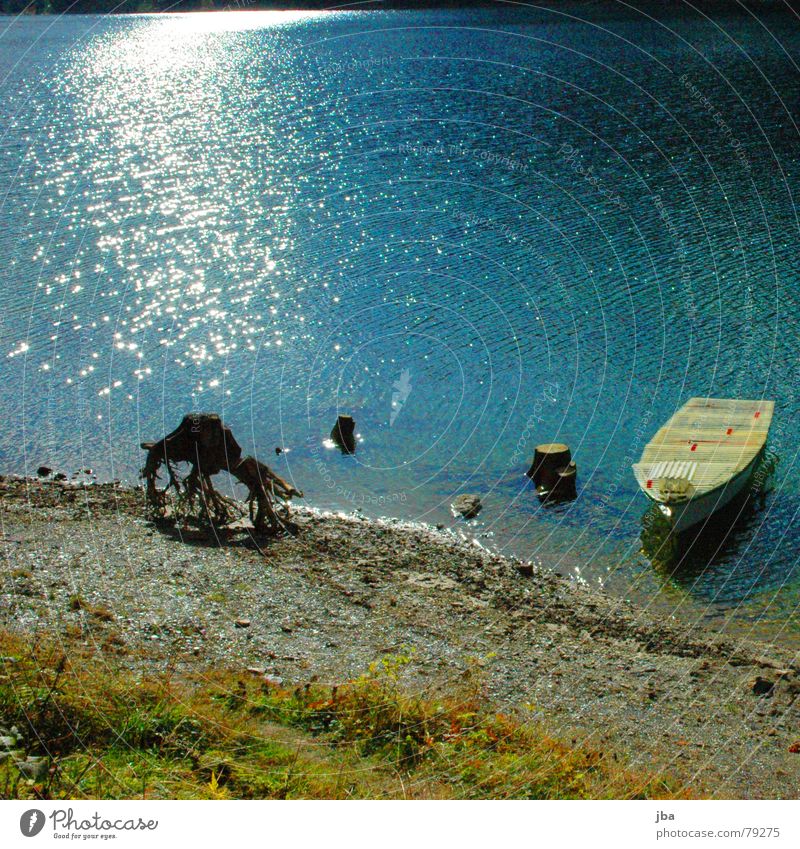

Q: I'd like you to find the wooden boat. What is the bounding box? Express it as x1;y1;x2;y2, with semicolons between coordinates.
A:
632;397;774;533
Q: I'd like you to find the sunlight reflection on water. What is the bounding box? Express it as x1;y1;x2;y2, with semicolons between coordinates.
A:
1;8;799;645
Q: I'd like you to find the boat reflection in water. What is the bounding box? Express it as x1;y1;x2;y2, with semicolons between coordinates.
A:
640;450;779;584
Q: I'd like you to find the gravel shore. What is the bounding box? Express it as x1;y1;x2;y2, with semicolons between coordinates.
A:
1;477;799;798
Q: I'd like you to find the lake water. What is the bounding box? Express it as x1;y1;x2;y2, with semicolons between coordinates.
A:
1;7;799;644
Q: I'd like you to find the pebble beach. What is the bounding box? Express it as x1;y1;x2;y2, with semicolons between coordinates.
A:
1;476;799;798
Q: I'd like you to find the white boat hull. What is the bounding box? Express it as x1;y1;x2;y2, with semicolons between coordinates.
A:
633;398;774;535
649;454;759;534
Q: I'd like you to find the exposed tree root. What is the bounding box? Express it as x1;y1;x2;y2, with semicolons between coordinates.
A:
141;414;303;536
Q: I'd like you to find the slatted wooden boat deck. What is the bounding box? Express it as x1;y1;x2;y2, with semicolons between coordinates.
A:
632;397;774;498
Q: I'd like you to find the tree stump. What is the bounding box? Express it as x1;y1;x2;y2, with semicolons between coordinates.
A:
331;415;356;454
141;413;302;535
526;443;577;502
527;443;572;489
549;461;577;501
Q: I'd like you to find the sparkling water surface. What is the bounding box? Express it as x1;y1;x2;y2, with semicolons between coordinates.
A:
1;7;799;644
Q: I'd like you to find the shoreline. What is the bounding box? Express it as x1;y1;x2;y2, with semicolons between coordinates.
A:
2;0;795;14
1;475;800;797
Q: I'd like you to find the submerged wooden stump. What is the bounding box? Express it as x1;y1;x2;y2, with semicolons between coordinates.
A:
331;414;356;454
526;443;577;502
527;443;571;488
550;461;578;501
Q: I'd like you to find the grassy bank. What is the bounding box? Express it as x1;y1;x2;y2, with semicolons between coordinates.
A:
0;633;691;800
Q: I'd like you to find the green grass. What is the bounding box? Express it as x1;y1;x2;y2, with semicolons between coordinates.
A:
0;634;697;800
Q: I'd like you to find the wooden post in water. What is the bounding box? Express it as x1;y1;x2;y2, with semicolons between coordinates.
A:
331;415;356;454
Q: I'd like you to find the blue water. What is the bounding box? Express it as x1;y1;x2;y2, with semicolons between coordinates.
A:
1;7;799;642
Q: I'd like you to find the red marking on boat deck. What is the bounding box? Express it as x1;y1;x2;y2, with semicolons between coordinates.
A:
691;443;697;451
726;427;733;435
754;411;761;418
680;438;750;444
646;480;653;488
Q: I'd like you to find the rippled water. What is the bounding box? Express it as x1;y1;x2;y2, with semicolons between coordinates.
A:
1;7;799;643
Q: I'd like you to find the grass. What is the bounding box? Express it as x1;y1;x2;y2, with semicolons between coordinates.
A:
0;633;696;800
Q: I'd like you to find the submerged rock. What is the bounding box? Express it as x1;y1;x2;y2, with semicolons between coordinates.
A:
451;494;482;520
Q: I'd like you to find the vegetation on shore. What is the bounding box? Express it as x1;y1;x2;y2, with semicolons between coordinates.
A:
0;631;693;800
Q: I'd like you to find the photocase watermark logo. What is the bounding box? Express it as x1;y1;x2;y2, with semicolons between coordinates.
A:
679;74;751;173
557;143;628;210
509;380;560;468
397;141;529;174
16;808;159;838
389;368;412;426
19;810;45;837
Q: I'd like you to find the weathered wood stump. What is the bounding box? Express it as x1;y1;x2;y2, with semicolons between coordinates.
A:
526;443;577;502
331;414;356;454
141;413;302;535
550;461;577;501
527;443;571;487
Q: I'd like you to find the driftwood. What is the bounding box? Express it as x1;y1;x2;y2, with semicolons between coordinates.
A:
141;414;302;535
